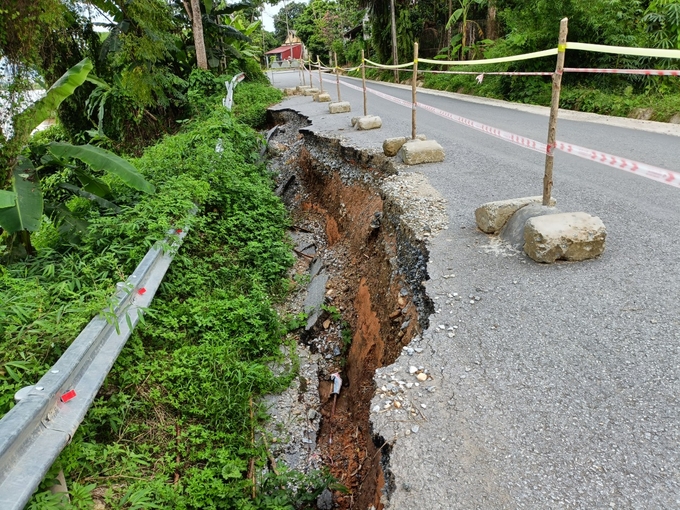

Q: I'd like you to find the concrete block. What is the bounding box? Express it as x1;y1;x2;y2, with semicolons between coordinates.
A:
296;85;312;92
356;115;382;130
315;92;332;102
283;87;297;96
303;87;319;96
329;101;351;114
400;140;445;165
476;196;556;234
499;204;560;249
383;137;407;157
524;212;606;263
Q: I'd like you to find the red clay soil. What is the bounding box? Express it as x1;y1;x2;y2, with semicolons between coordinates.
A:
296;148;420;509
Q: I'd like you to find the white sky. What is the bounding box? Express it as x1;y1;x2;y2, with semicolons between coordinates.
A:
261;3;283;32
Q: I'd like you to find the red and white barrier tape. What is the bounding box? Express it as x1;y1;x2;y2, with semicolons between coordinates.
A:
554;141;680;188
340;80;680;189
564;67;680;77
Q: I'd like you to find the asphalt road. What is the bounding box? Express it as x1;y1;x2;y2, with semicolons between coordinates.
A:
269;70;680;509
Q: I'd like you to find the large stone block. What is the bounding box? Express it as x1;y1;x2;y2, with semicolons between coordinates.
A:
400;140;445;165
303;87;319;96
524;212;606;263
499;204;559;249
283;87;297;96
476;196;556;234
296;85;312;92
356;115;382;130
329;101;351;113
383;137;407;157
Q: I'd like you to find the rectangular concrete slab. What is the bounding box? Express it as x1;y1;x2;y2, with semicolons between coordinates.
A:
329;101;351;113
476;196;557;234
524;212;606;263
302;88;319;96
400;139;445;165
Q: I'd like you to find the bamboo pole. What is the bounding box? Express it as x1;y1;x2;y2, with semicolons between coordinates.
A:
317;56;324;92
411;42;419;140
335;52;341;102
308;57;313;86
543;18;568;206
361;49;367;116
301;59;306;85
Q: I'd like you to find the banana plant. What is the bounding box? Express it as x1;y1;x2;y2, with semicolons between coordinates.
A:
0;58;154;256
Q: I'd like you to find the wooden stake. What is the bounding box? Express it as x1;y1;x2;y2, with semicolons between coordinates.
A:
317;56;324;92
335;51;341;102
543;18;568;206
308;57;313;86
361;49;367;116
411;42;419;140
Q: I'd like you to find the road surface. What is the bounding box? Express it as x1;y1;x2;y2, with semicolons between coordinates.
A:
269;70;680;509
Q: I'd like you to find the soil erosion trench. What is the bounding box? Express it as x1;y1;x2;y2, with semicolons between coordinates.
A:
268;109;440;509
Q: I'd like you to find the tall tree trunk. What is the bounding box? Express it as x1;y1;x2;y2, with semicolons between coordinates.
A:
447;0;452;59
487;0;498;40
390;0;398;81
190;0;208;69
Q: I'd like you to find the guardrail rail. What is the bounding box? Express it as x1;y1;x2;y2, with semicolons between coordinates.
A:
0;226;189;509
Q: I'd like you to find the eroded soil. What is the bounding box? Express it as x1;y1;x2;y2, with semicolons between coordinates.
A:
266;110;435;509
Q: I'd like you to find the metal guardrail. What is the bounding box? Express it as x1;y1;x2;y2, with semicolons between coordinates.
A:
0;227;189;509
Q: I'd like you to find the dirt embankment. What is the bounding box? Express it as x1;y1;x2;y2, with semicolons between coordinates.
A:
267;109;437;509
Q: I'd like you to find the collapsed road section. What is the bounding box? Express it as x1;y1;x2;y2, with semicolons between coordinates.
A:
264;108;448;508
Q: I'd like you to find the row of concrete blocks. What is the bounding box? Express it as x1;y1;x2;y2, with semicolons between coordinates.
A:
475;196;607;263
287;86;604;264
290;85;447;166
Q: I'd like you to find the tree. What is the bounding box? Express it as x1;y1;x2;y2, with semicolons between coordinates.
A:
188;0;209;69
273;2;307;43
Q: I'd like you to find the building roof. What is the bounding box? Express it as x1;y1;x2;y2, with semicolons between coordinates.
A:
265;43;302;55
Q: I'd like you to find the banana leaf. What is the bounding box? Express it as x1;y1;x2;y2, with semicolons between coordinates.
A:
12;59;93;140
59;183;121;212
0;158;43;233
0;191;16;208
48;143;155;194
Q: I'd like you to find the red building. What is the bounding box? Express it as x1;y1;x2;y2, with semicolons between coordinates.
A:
265;43;304;62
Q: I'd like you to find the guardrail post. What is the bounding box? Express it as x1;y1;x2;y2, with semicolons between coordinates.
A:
317;56;324;92
412;42;419;140
543;17;568;206
361;49;367;116
335;52;341;102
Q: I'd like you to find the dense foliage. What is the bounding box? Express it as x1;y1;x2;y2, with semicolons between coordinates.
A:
2;82;335;507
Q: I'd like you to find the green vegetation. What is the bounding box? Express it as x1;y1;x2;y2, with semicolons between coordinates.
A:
287;0;680;120
1;1;339;507
3;81;336;507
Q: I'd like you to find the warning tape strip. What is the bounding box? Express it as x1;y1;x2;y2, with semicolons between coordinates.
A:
339;80;680;189
567;42;680;60
553;141;680;188
418;48;558;67
564;67;680;77
364;58;415;69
